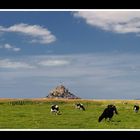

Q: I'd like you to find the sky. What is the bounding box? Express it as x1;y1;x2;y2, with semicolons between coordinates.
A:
1;10;140;99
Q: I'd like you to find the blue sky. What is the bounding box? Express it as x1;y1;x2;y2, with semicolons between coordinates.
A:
1;10;140;99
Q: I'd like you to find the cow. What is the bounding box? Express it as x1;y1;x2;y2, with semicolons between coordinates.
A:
75;103;85;111
133;105;139;113
98;104;118;122
50;104;61;115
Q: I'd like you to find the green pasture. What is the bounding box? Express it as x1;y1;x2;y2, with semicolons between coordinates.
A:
0;99;139;129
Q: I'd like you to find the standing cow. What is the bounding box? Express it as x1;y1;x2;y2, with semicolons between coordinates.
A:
50;104;61;115
134;105;139;113
98;104;118;122
75;103;85;111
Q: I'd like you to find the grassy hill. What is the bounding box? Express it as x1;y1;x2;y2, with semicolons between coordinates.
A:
0;98;139;129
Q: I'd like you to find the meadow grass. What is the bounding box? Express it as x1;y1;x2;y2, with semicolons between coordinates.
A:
0;98;139;129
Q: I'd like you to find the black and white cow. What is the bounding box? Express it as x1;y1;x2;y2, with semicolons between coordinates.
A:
51;104;60;115
98;104;118;122
134;105;139;113
75;103;85;111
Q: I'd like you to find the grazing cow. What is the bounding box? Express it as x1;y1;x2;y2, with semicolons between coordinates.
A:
75;103;85;111
134;105;139;113
98;104;118;122
51;104;61;115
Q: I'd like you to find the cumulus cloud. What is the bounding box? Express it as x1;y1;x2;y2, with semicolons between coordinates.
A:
0;59;34;69
0;23;56;44
0;43;21;52
73;11;140;34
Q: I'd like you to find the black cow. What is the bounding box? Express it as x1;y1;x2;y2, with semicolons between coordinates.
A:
98;104;118;122
51;104;61;115
134;105;139;113
75;103;85;111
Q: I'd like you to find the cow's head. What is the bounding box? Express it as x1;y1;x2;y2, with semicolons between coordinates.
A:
107;104;118;114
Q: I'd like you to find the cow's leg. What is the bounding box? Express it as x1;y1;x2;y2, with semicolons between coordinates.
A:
106;118;111;122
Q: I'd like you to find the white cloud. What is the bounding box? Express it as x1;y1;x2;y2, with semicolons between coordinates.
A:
73;11;140;34
0;53;140;99
0;59;34;69
12;47;21;52
0;43;21;52
0;23;56;44
4;44;13;49
38;60;70;66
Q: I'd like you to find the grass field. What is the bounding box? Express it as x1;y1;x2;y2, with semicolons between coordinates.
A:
0;98;140;129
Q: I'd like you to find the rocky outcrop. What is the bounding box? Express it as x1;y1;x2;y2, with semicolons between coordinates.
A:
46;85;80;99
